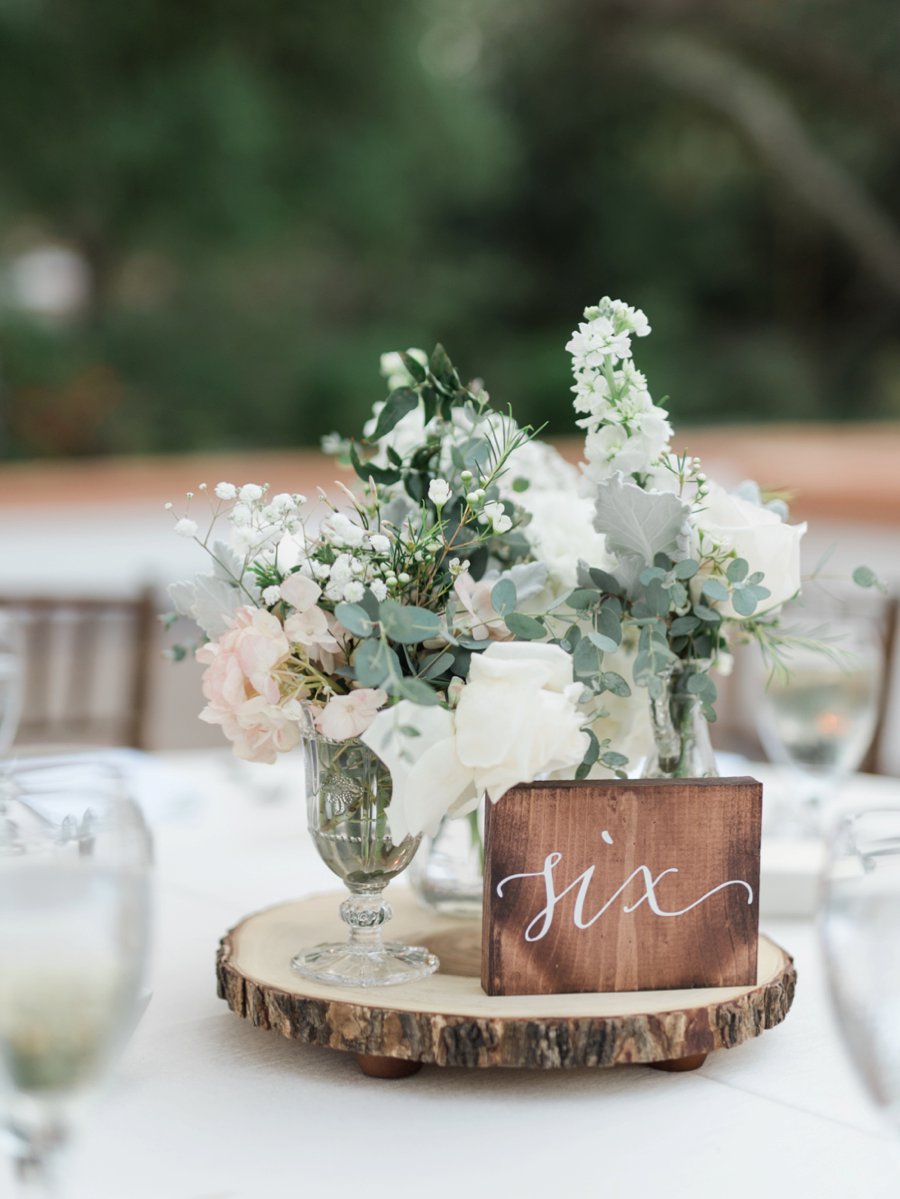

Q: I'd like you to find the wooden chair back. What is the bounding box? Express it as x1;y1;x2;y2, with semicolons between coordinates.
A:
0;588;156;751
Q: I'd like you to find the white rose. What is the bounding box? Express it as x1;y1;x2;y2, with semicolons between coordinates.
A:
697;481;806;615
455;642;588;801
361;643;589;842
362;704;478;842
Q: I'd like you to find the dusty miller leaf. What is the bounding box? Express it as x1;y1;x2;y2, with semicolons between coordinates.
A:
593;475;690;575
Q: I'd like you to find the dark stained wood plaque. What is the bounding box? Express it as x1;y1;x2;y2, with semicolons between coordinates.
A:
481;777;762;997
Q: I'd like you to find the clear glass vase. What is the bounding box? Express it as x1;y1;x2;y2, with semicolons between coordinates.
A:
409;808;484;918
290;729;439;987
641;661;719;779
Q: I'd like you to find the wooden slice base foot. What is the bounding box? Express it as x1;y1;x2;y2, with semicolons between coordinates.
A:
355;1053;423;1079
217;891;796;1071
649;1053;708;1073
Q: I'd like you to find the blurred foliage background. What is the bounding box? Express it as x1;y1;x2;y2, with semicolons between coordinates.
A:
0;0;898;460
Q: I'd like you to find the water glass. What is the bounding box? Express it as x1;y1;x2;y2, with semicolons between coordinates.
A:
0;757;152;1194
820;808;900;1139
756;593;884;835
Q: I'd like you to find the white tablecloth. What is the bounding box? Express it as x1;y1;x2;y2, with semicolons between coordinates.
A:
45;753;900;1199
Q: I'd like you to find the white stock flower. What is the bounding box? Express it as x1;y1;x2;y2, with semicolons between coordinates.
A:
566;318;632;369
428;478;452;507
694;482;806;615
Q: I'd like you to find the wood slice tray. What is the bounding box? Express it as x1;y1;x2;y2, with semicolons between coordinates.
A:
216;891;796;1077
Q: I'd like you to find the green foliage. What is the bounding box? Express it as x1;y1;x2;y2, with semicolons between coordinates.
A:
334;602;374;639
853;565;885;592
376;599;442;645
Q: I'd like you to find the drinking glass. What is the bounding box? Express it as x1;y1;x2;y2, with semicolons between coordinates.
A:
756;593;884;835
820;808;900;1139
0;614;24;756
290;727;439;987
0;757;152;1195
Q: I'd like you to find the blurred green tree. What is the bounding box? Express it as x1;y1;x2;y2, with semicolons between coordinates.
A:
0;0;897;458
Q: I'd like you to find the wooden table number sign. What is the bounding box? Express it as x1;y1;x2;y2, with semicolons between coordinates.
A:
481;777;762;997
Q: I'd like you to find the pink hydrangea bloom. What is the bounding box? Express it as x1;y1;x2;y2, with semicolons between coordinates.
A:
315;689;387;741
196;606;297;760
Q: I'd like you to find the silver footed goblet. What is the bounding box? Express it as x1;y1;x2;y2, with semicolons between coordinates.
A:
290;729;439;987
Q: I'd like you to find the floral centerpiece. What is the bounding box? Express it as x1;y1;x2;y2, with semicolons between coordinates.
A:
168;296;831;982
165;295;820;830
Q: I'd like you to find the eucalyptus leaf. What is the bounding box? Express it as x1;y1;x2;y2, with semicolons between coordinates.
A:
354;639;402;689
639;566;666;585
334;602;374;639
378;599;443;644
581;729;601;769
645;578;671;617
669;615;701;636
573;637;602;677
491;578;517;618
673;559;699;580
731;587;759;617
694;603;722;624
596;606;622;648
601;671;631;697
588;565;625;595
669;582;688;608
853;565;884;591
397;678;440;706
702;579;730;603
726;558;749;584
359;588;382;622
420;650;455;680
504;613;545;640
567;588;601;611
587;631;618;653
